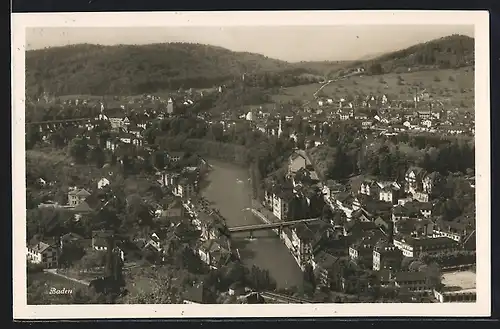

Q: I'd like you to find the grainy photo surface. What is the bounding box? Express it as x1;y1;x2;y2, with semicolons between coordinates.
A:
12;11;491;319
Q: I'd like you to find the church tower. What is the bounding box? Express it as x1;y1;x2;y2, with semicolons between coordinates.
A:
167;98;174;115
278;119;283;137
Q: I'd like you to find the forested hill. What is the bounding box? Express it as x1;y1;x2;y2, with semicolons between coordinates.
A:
25;43;312;96
351;34;475;75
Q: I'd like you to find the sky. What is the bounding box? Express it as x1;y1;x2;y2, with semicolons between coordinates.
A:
26;25;474;62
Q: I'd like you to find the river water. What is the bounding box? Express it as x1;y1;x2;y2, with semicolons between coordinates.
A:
201;160;304;289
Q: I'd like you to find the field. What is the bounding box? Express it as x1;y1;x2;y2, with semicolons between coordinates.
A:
441;270;476;293
270;67;474;108
30;271;88;289
27;272;87;304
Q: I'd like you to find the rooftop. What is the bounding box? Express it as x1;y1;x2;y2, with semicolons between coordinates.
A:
28;241;55;253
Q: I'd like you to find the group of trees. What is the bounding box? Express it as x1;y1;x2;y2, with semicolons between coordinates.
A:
307;122;474;185
241;70;321;89
140;113;297;201
204;262;277;294
418;250;476;268
360;34;474;75
26;43;319;97
25;103;101;123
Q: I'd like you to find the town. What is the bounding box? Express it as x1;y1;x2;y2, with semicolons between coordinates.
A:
25;35;476;305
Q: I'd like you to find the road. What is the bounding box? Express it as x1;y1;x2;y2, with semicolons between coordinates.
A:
44;269;90;286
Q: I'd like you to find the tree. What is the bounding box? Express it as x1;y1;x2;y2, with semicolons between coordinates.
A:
69;137;90;164
296;135;306;150
76;250;107;270
88;145;106;168
26;126;42;150
303;264;316;292
408;259;425;272
59;242;86;268
423;262;443;289
401;257;414;271
369;63;384;75
126;268;184;304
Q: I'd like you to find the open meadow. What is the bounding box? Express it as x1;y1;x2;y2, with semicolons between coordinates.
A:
271;67;474;108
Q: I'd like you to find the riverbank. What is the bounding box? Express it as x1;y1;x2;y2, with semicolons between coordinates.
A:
200;159;304;289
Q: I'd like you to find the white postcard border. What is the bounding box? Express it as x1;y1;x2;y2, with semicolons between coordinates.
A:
12;10;491;319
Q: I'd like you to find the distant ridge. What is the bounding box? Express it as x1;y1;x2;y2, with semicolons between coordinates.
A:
25;42;304;96
25;34;474;96
352;34;474;74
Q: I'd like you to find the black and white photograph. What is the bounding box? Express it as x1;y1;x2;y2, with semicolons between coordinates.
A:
12;11;491;319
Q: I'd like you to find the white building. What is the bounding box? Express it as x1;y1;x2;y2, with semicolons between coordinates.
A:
97;177;110;189
27;241;59;268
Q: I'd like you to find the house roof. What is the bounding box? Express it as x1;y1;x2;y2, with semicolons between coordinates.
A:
378;181;400;191
423;171;439;181
405;166;426;177
68;188;91;197
315;251;340;269
80;193;105;211
364;200;393;215
392;205;420;217
28;241;55;253
72;201;94;213
336;192;353;204
61;232;84;242
374;216;390;230
395;235;458;247
351;230;385;249
294;223;315;242
344;220;379;234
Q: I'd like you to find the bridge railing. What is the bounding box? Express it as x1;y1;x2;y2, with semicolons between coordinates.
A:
228;217;321;231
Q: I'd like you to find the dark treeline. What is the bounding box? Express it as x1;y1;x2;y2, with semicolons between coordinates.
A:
306;120;474;182
241;70;321;89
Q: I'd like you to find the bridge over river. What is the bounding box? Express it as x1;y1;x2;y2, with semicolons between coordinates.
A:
228;217;321;234
225;208;321;238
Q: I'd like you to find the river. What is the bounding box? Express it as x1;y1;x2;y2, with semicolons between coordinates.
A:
201;159;304;289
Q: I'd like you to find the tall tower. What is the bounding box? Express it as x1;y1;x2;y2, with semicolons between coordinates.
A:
167;98;174;115
278;119;283;137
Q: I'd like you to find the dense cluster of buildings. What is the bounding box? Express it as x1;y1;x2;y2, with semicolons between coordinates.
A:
27;86;476;303
254;149;476;302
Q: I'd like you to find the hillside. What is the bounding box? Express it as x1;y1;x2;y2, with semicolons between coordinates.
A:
25;43;305;96
291;60;353;77
26;35;474;98
355;34;475;75
271;66;474;108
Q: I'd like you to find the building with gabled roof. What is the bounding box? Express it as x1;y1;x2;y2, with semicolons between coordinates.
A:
27;240;59;268
67;188;91;207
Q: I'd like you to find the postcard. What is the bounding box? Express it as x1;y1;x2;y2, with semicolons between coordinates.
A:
12;10;490;319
